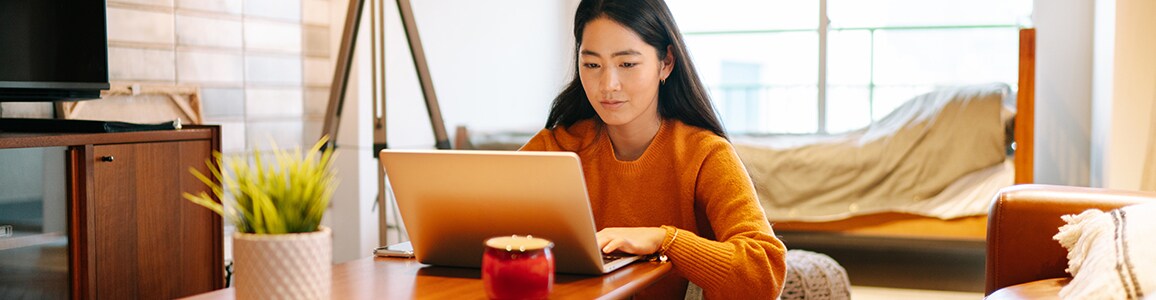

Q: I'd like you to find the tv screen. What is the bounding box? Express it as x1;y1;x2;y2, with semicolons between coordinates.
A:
0;0;109;101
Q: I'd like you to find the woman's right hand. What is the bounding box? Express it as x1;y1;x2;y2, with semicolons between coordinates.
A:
595;227;666;255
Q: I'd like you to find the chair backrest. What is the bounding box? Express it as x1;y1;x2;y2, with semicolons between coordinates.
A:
985;184;1153;295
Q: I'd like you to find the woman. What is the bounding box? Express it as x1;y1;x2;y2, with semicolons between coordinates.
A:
520;0;787;298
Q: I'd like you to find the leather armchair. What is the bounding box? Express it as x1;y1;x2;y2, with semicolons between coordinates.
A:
985;184;1155;299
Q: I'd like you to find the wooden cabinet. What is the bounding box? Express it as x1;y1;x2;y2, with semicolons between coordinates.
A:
0;126;223;299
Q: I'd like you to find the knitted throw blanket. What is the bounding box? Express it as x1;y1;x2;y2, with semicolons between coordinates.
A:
1055;203;1156;300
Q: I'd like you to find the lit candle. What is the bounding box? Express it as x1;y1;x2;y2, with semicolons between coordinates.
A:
482;235;554;300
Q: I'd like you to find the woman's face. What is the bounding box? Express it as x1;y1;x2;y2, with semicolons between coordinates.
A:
578;17;673;127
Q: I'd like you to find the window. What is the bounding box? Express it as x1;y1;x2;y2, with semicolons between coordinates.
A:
667;0;1032;135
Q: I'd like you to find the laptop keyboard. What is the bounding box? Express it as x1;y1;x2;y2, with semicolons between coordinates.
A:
602;254;629;264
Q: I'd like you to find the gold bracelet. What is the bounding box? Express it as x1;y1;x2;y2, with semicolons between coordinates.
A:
658;225;679;259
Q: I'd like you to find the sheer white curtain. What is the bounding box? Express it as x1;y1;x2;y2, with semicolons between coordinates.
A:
1143;78;1156;191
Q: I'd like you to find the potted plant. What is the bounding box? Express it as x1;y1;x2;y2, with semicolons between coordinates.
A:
184;137;337;299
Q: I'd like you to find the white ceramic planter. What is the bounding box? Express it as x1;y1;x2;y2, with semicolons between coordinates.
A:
232;226;332;300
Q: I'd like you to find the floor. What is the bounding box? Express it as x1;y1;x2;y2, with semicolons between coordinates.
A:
781;231;987;299
852;286;982;300
0;240;70;299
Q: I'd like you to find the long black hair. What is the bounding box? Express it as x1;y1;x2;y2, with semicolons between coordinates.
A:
545;0;727;139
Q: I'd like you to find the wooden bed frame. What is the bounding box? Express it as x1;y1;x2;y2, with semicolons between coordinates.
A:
772;28;1036;242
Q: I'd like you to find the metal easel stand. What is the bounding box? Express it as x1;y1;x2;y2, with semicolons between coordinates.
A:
321;0;452;247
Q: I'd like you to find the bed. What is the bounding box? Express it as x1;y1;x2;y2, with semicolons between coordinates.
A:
746;28;1036;242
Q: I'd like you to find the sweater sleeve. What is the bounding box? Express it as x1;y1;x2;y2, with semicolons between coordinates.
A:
665;141;787;299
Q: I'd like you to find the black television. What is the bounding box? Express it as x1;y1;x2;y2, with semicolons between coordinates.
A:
0;0;109;101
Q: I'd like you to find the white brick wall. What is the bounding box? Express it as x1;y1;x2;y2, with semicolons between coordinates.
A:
109;47;177;81
303;87;329;117
176;14;243;48
244;20;303;53
302;0;331;25
176;0;242;14
245;54;303;85
177;51;245;84
100;0;332;154
108;8;176;45
245;88;304;118
303;57;333;86
246;120;303;151
215;121;247;152
303;26;330;57
244;0;302;22
200;88;245;118
113;0;174;8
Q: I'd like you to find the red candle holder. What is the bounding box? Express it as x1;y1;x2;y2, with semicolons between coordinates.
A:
482;235;554;300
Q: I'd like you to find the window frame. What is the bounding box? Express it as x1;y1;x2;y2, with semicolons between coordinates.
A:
679;0;1022;135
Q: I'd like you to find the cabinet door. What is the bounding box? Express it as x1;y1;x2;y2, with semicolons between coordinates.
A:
91;140;219;299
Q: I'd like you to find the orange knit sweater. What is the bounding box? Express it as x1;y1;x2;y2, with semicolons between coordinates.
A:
520;119;787;299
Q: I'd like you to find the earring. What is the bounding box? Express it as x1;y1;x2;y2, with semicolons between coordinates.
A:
660;78;666;85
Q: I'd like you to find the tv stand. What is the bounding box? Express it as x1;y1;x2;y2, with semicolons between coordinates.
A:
0;126;224;298
0;117;180;133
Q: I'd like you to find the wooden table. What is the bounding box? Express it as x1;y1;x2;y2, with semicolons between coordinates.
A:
185;256;672;299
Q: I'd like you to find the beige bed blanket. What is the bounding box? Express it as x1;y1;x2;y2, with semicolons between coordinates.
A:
735;83;1012;221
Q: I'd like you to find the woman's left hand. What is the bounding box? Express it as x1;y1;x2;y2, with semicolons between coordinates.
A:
595;227;666;255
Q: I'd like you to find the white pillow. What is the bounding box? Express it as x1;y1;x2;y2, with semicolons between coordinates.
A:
1054;203;1156;300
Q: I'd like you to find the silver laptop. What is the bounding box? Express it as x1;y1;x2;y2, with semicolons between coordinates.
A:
379;149;641;275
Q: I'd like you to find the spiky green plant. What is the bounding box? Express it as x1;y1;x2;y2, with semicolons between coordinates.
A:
183;137;337;234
